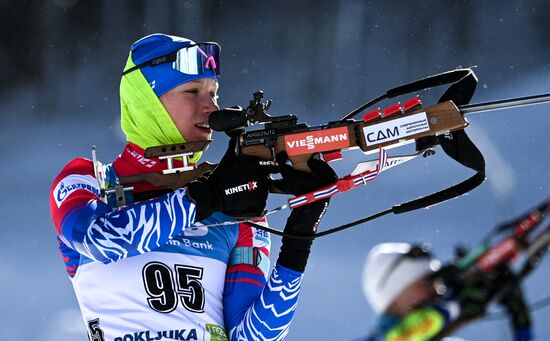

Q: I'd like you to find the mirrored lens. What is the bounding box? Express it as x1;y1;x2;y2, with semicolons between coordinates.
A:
173;43;220;76
174;46;199;75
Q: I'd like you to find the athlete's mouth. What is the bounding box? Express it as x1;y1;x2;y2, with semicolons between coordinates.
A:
195;123;211;132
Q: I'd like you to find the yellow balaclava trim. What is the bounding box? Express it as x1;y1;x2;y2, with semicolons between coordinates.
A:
385;308;444;341
120;52;202;163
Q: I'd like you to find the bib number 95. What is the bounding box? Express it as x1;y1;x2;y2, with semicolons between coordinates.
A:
142;262;205;313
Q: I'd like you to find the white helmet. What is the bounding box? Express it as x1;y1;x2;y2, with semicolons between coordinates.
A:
362;243;441;314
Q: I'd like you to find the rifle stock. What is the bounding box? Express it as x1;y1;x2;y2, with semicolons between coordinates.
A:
240;100;467;173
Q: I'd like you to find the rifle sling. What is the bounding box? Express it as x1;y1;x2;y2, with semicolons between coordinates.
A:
246;68;486;239
393;68;484;214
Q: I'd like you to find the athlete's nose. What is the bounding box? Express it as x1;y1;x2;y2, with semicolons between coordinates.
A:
202;94;219;116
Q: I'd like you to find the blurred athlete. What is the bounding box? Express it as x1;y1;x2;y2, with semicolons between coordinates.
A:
361;242;532;341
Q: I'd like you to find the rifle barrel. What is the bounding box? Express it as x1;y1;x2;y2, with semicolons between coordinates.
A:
459;93;550;115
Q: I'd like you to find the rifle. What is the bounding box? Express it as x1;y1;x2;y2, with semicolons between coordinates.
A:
102;68;550;236
434;197;550;339
205;68;550;237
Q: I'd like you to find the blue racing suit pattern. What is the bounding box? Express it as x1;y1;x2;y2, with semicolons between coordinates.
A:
60;188;194;264
229;266;303;340
50;157;303;340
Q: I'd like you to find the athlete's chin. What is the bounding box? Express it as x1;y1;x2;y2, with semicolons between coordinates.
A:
186;130;212;141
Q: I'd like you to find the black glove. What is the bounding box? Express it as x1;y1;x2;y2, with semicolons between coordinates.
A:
187;138;278;221
441;264;513;320
498;272;532;339
457;273;499;319
274;153;337;272
432;264;494;319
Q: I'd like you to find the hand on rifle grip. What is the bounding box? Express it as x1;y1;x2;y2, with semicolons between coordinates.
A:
269;182;287;194
275;152;337;272
497;271;532;335
272;152;335;196
269;153;318;194
286;153;314;173
187;137;278;220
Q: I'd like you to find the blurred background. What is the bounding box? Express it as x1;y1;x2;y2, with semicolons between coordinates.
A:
1;0;550;340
